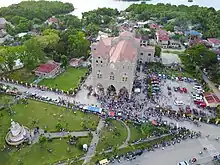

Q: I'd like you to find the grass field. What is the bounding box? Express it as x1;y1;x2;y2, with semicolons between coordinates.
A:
127;122;146;143
2;136;91;165
96;120;127;152
1;68;36;83
39;67;88;91
0;94;13;105
0;98;98;165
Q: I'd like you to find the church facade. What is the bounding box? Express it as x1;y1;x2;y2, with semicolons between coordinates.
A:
91;31;155;98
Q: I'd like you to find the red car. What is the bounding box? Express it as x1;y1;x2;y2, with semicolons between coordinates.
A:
179;88;184;93
199;102;207;108
194;100;204;105
182;87;187;93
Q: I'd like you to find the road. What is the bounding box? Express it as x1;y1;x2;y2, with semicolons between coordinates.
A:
112;138;220;165
0;80;99;106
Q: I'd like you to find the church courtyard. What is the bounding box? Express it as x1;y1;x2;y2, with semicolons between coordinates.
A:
39;67;88;91
0;97;99;165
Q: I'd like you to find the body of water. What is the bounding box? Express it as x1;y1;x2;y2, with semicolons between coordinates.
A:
1;0;220;18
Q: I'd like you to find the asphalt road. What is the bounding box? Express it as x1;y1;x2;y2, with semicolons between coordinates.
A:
112;138;220;165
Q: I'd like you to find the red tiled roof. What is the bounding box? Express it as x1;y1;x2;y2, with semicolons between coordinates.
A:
157;30;169;41
48;17;59;23
204;92;220;103
207;38;220;45
92;31;138;62
35;62;59;73
70;58;82;66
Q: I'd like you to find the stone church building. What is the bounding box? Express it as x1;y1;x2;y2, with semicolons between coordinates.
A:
91;31;155;98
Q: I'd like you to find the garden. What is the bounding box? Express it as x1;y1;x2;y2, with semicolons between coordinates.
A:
39;67;88;91
0;97;99;165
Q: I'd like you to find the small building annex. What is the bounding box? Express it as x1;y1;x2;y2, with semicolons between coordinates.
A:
203;92;220;108
34;60;60;78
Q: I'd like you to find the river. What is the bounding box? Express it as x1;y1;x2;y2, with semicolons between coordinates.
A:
1;0;220;18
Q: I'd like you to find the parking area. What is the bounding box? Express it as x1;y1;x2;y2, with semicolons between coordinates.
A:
148;74;214;117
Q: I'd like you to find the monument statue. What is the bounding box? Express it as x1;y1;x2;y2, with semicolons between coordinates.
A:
5;119;30;146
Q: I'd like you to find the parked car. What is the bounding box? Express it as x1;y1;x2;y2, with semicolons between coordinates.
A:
173;87;178;92
174;100;184;106
182;87;187;93
199;102;207;108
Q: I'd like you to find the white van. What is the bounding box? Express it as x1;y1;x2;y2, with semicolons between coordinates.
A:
174;100;183;106
193;85;202;90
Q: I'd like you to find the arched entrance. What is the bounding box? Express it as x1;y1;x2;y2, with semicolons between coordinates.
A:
118;87;129;99
95;83;104;95
106;85;116;96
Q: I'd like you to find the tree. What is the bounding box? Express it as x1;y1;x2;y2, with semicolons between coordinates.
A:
61;55;68;68
85;23;100;36
155;46;162;57
22;39;45;70
67;31;90;58
56;122;62;131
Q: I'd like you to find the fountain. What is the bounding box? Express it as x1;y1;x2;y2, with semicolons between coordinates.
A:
5;119;31;146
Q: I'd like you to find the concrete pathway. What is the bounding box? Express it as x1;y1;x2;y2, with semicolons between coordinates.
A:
43;131;89;139
119;120;131;149
83;119;105;165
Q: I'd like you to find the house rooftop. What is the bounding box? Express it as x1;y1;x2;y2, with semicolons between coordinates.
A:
184;30;201;36
204;92;220;103
35;61;59;73
157;30;169;41
207;38;220;45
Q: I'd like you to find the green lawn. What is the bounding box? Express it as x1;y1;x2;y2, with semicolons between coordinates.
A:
0;98;98;165
96;120;127;152
127;123;146;143
2;136;91;165
0;94;13;105
1;68;36;83
39;67;88;91
10;99;98;132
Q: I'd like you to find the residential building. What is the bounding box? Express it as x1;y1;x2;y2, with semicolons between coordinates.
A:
13;59;24;70
91;31;155;98
69;58;83;67
34;60;60;78
44;16;59;26
169;39;181;49
0;18;7;29
203;92;220;108
156;30;170;48
207;38;220;48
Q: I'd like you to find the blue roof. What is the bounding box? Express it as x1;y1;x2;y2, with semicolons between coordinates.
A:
84;106;102;113
184;30;201;36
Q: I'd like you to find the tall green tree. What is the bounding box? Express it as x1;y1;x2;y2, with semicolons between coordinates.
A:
155;46;162;57
60;55;68;68
22;39;45;70
67;31;90;58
